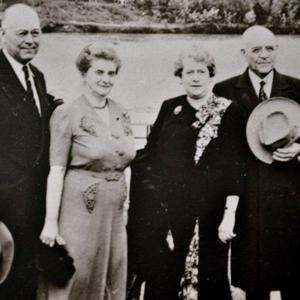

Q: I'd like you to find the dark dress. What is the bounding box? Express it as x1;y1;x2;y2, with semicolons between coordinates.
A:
213;69;300;294
127;94;246;300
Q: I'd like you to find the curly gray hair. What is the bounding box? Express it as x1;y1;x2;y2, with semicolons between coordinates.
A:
174;45;215;78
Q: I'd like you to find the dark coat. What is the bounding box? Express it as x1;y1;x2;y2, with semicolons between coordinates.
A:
213;69;300;291
127;94;246;299
0;49;57;299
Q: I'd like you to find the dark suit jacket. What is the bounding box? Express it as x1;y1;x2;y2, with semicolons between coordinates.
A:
213;69;300;290
0;49;55;232
213;69;300;114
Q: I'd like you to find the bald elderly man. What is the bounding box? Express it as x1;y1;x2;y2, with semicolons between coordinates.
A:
0;4;60;299
214;26;300;300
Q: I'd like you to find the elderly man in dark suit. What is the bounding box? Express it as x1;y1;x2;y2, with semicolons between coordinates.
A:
213;25;300;300
0;4;60;299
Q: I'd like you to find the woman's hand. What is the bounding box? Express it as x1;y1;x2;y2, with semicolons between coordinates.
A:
40;219;65;247
218;210;236;244
41;166;66;247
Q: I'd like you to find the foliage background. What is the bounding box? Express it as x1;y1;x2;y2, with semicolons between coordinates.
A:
1;0;300;33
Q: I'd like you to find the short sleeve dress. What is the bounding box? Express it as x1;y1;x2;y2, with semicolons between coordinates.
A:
39;95;136;300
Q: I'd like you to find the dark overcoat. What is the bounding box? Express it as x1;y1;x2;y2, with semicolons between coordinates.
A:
213;69;300;291
0;50;57;299
127;94;246;299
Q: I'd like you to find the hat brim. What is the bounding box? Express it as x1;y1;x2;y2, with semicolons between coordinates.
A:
246;97;300;164
0;222;14;284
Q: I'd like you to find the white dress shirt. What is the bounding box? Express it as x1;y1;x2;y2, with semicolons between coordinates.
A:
248;68;274;99
3;48;41;114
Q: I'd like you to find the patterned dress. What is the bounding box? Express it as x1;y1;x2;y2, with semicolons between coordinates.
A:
128;93;246;300
179;94;232;300
38;95;136;300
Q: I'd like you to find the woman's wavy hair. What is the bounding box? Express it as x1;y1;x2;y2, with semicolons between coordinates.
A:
76;42;122;75
174;45;216;78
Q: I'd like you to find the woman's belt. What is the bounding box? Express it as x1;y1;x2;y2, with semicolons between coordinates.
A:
68;166;124;182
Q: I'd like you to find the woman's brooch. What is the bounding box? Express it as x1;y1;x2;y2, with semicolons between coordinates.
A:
121;111;133;136
173;105;182;115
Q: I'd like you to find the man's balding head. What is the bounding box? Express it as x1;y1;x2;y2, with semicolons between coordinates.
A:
1;4;41;64
241;25;278;78
242;25;276;47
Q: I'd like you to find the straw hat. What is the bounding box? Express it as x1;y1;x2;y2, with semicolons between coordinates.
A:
246;97;300;164
0;222;14;284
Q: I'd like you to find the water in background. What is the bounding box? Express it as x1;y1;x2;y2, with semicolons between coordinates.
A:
36;34;300;121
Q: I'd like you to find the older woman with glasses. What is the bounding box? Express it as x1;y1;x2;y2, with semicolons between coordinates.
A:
39;43;136;300
127;45;247;300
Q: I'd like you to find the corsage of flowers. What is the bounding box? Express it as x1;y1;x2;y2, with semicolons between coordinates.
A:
193;94;231;164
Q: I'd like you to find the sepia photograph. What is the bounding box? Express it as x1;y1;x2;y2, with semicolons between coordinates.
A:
1;0;300;299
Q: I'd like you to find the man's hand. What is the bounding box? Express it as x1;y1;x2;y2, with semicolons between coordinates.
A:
272;142;300;162
53;98;64;108
48;94;64;110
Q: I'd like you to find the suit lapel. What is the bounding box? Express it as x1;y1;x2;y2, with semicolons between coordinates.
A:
0;49;50;170
0;50;28;116
0;50;50;128
0;50;49;120
271;70;291;98
234;69;259;113
30;65;51;165
31;65;48;120
235;69;298;113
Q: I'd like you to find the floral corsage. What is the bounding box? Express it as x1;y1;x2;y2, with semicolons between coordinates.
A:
193;94;231;163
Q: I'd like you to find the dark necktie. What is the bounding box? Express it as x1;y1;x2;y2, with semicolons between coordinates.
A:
22;65;38;108
259;80;267;102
